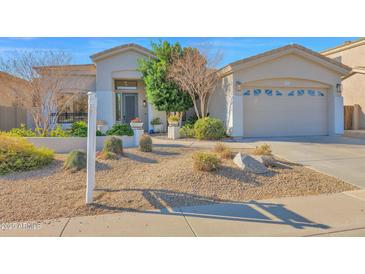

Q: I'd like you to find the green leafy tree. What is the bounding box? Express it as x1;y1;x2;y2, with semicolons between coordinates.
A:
138;41;193;114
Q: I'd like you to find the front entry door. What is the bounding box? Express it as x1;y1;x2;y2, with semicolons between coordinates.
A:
122;93;138;123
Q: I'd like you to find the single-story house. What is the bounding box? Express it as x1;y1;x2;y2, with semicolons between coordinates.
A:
4;42;351;138
322;38;365;130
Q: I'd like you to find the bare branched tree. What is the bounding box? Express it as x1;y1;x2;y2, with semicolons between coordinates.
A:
0;50;87;135
167;47;221;118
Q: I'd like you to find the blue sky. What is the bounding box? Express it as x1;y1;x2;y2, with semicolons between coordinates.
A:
0;37;358;67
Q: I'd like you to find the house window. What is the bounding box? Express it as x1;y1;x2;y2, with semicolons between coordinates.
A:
115;80;138;90
115;93;122;121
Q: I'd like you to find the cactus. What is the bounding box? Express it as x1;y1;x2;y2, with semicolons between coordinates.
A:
139;134;152;152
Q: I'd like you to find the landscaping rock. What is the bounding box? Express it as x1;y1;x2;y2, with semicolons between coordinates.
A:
233;153;269;174
253;155;291;169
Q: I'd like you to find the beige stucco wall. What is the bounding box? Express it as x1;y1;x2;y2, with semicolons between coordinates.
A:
94;49;166;131
342;73;365;129
209;74;234;130
325;43;365;68
324;43;365;130
95;50;147;129
56;75;96;93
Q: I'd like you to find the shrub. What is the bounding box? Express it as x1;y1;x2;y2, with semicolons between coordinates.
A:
194;117;225;140
151;117;161;125
106;123;134;136
213;143;232;159
213;143;228;153
96;130;105;136
63;150;86;172
0;136;54;175
97;151;118;160
71;121;88;137
50;125;70;137
253;144;272;155
179;123;195;138
6;124;36;137
185;115;198;126
192;152;220;172
103;137;123;155
139;134;152;152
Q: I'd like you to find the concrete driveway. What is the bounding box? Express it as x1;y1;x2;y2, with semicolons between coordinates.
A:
232;136;365;188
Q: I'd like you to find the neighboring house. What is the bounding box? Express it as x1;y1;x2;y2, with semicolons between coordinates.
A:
322;38;365;129
9;42;349;137
0;72;30;130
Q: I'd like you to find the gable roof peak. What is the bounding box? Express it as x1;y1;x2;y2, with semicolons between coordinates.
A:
90;43;154;62
219;43;351;76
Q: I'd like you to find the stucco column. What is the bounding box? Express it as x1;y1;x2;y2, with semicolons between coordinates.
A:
96;90;114;129
147;102;153;132
229;91;244;137
334;95;344;134
329;86;344;135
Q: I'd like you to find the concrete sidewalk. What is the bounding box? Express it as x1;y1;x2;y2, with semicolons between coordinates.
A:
2;190;365;236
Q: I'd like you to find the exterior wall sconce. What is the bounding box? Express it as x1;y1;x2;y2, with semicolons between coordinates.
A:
143;99;147;107
336;83;342;95
236;81;242;91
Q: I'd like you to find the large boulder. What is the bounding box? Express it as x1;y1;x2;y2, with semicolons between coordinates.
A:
233;153;269;174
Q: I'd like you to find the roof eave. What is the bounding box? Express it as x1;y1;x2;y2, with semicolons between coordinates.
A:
90;44;155;62
321;38;365;55
218;44;351;77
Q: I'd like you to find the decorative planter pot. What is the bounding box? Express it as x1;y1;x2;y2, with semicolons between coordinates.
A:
130;122;143;129
152;124;163;133
168;126;180;140
168;121;179;127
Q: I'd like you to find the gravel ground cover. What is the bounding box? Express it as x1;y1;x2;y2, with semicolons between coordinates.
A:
0;144;357;222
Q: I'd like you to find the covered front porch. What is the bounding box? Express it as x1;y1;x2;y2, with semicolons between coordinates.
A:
97;79;167;132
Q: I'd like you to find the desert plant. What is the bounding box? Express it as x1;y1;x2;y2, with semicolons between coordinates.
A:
213;143;232;159
139;134;152;152
63;150;86;172
213;143;228;153
192;152;220;172
97;151;119;160
179;123;195;138
131;117;142;123
253;144;272;155
194;117;225;140
103;137;123;155
105;123;134;136
151;117;162;125
71;121;88;137
185;115;198;126
96;130;105;136
49;125;70;137
0;135;54;175
168;114;179;124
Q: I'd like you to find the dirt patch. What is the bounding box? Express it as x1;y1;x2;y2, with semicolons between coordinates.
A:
0;145;357;222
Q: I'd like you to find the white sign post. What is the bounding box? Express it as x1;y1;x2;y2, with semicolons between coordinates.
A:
86;91;97;204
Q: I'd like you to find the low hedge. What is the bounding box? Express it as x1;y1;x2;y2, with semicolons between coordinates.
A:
105;123;134;136
0;136;54;175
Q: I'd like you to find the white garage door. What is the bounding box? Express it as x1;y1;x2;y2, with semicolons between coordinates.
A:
243;88;328;137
